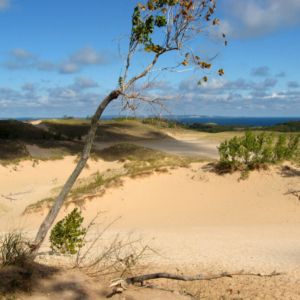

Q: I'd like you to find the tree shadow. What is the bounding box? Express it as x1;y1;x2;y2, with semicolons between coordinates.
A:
0;259;112;300
201;162;218;173
0;259;58;296
276;165;300;178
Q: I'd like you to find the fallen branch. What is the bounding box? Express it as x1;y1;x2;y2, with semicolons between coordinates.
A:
2;196;17;201
125;270;283;285
2;189;34;201
284;189;300;196
109;270;284;296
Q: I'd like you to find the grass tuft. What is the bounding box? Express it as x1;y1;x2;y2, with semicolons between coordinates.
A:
0;230;32;267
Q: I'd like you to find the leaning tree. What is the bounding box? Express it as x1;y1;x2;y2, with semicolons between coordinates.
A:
30;0;227;253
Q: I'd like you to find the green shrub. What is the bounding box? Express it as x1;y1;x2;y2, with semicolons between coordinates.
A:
218;129;300;171
62;115;74;120
50;208;86;255
240;166;250;180
114;116;140;122
142;117;176;128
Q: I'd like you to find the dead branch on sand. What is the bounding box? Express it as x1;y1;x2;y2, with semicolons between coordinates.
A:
2;189;34;201
284;188;300;196
109;270;284;296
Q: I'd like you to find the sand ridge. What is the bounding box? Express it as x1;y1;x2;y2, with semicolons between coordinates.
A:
1;154;300;298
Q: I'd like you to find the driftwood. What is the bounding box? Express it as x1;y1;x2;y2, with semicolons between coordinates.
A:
284;189;300;196
125;270;283;285
109;270;284;296
2;189;34;201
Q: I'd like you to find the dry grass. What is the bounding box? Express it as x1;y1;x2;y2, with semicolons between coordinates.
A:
0;230;32;267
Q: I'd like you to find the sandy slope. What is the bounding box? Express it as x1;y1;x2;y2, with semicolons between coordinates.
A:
1;154;300;298
93;137;220;159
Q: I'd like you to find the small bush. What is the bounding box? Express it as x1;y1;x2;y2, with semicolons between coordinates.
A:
217;129;300;173
240;166;250;180
62;115;74;120
50;208;86;255
114;116;140;122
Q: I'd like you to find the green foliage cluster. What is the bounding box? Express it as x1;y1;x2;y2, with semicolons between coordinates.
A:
131;0;177;52
142;117;176;128
218;129;300;169
50;208;86;255
185;121;300;133
261;120;300;133
185;123;248;133
114;116;141;122
62;115;74;120
86;115;94;120
0;120;54;140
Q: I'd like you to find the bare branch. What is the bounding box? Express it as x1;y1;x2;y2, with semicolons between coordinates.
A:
123;52;163;92
2;189;34;201
284;189;300;195
125;270;284;285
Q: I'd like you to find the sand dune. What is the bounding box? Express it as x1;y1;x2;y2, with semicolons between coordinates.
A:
1;146;300;298
93;137;220;159
1;158;300;270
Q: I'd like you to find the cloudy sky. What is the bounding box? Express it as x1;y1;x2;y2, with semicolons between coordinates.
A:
1;0;300;118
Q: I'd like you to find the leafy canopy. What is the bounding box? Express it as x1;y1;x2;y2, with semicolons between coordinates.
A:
127;0;226;86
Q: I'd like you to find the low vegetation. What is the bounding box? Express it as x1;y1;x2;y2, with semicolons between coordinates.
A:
50;208;86;255
260;120;300;132
0;120;54;140
24;143;205;213
184;122;249;133
0;230;31;267
217;129;300;176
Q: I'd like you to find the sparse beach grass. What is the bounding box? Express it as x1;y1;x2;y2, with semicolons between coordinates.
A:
2;118;300;299
23;143;206;213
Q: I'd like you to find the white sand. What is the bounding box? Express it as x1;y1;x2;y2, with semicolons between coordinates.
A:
1;152;300;298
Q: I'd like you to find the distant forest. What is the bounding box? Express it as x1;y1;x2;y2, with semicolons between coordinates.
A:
184;120;300;133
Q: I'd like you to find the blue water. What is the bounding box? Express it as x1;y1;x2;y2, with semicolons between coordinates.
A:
3;116;300;127
170;116;300;126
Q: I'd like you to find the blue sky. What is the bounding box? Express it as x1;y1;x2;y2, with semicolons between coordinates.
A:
1;0;300;118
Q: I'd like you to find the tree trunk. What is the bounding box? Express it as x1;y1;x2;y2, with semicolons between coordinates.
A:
30;90;120;255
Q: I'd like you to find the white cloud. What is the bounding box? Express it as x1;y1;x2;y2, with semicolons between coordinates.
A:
37;96;48;104
22;82;35;91
59;61;81;74
2;48;37;70
219;0;300;39
2;45;115;74
70;46;111;65
0;0;11;11
287;81;300;88
59;89;77;98
250;66;270;77
0;87;12;93
10;47;36;60
179;77;250;94
75;77;98;89
35;60;56;71
275;71;286;78
251;78;277;90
